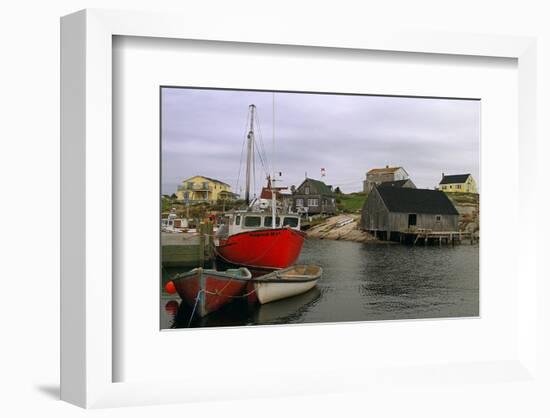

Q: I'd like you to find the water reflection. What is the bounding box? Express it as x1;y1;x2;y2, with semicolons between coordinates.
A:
161;238;479;329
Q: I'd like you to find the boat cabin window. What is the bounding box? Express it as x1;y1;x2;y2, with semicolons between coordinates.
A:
264;216;281;227
235;215;241;226
244;216;262;227
282;217;299;228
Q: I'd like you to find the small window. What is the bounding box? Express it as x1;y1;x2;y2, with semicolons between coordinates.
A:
264;216;281;227
296;198;304;207
283;217;299;228
235;215;241;226
436;215;441;222
244;216;262;227
305;186;310;195
308;198;319;206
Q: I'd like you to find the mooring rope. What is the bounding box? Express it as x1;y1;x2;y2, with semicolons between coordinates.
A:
184;277;258;327
187;289;203;328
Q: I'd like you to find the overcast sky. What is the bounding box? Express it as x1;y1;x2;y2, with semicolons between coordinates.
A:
161;88;480;196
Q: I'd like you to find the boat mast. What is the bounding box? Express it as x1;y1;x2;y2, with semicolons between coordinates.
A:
245;104;255;205
271;94;276;228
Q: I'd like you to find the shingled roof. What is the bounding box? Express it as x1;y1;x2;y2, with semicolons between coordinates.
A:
367;166;404;175
297;178;335;196
184;175;231;187
375;186;458;215
439;174;471;185
378;179;410;188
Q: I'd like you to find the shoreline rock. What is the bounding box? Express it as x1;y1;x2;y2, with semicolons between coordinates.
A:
305;214;378;243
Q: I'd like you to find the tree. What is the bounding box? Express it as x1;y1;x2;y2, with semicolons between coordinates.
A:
334;186;342;194
170;193;177;200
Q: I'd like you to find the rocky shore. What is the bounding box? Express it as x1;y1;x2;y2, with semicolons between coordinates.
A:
305;214;377;243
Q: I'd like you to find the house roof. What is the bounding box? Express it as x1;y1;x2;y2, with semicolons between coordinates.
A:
375;186;458;215
439;174;471;185
378;179;410;188
296;178;335;196
367;166;405;175
183;175;231;187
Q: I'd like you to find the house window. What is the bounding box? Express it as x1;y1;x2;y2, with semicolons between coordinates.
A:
295;198;304;207
305;186;310;195
203;182;208;189
308;198;319;206
244;216;262;227
187;182;194;189
436;215;441;222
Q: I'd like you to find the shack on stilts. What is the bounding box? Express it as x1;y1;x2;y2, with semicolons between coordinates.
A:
361;185;473;245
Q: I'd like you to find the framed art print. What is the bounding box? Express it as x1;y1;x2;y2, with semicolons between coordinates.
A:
61;9;545;410
158;86;481;330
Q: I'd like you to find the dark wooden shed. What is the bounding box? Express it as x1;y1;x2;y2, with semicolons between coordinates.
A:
361;185;459;240
291;178;336;215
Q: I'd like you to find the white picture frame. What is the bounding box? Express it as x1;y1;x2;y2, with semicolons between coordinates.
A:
61;8;543;409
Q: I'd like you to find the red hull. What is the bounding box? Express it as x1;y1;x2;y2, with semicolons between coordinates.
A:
173;269;248;317
217;227;305;269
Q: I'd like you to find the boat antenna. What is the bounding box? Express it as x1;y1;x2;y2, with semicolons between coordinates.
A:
245;104;255;205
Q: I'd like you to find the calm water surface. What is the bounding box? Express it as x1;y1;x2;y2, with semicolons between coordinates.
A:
160;238;479;329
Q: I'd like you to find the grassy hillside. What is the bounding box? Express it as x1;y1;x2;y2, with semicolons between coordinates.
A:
336;192;367;213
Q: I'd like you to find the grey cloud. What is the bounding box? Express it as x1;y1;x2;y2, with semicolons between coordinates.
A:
162;88;480;195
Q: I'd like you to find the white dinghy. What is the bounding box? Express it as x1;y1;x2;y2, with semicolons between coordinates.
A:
253;265;322;304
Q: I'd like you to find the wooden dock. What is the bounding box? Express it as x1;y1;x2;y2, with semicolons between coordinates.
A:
397;228;475;246
161;222;214;267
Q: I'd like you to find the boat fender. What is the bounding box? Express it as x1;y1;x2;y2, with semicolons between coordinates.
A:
164;280;176;295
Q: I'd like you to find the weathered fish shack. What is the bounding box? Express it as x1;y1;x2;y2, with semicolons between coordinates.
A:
361;185;459;241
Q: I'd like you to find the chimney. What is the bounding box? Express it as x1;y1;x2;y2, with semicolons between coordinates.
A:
442;172;445;179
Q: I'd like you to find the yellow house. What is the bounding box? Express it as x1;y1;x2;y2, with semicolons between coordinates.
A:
176;175;234;203
438;173;478;193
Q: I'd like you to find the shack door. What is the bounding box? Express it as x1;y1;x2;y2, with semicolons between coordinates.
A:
408;213;417;228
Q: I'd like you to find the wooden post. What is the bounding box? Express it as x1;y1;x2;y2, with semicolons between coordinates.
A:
206;221;213;262
199;222;205;267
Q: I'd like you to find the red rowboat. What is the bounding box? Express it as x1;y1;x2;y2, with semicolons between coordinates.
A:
170;267;252;317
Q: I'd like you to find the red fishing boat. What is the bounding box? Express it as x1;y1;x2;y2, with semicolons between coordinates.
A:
215;104;305;269
216;211;305;269
169;267;252;317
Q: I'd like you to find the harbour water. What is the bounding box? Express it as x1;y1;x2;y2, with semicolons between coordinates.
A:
160;238;479;329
